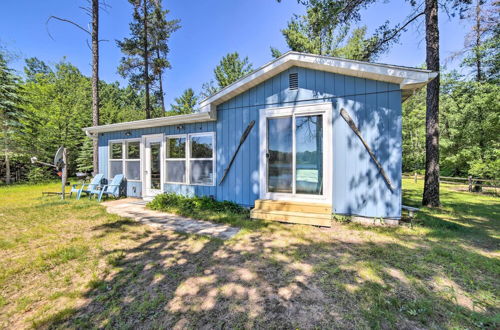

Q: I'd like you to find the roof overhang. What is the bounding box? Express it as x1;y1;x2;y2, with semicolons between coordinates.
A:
83;111;215;135
199;51;438;111
84;52;437;135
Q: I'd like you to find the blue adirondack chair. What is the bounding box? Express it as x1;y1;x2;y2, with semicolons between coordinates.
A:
70;174;104;200
94;174;124;202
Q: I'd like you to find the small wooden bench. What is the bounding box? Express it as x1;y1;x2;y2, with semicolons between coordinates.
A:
42;192;70;197
402;205;420;227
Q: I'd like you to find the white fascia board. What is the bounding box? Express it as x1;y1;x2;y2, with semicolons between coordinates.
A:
199;51;438;108
82;111;215;134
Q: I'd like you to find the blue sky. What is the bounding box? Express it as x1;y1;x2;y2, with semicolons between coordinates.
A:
1;0;468;107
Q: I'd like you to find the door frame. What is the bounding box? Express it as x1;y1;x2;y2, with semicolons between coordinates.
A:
259;102;332;204
141;133;164;198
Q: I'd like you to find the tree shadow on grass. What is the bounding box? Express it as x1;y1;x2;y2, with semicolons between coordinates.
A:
37;218;499;329
402;187;500;252
91;219;143;238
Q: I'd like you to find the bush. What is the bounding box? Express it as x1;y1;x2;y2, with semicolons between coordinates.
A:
148;193;248;215
27;166;53;184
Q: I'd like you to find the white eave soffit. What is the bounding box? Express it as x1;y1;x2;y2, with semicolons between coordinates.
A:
199;51;438;111
82;111;215;135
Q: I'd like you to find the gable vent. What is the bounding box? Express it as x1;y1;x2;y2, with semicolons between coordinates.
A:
289;72;298;90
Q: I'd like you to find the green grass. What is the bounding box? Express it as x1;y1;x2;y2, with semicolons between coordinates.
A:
0;180;498;329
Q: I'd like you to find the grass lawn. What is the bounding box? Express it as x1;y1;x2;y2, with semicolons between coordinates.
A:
0;180;498;329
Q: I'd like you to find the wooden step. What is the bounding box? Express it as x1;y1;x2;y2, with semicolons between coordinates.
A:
254;199;332;214
250;209;332;227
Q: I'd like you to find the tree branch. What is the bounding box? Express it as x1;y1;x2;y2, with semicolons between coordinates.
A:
99;0;111;14
378;11;425;46
46;15;90;40
79;6;92;17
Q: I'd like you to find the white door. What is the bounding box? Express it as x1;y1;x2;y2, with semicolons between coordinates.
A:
143;134;163;198
259;103;332;204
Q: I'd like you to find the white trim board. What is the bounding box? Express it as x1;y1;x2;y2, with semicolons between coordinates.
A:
141;134;165;198
259;102;333;204
84;52;435;137
199;51;438;112
84;111;215;135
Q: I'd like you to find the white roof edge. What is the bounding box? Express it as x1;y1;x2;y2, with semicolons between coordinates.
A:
199;51;438;109
82;111;215;134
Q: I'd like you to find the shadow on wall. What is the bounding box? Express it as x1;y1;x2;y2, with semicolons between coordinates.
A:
335;79;401;219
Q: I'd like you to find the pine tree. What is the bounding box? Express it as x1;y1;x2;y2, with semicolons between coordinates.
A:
117;0;179;118
456;0;499;82
76;137;94;173
170;88;198;114
46;0;102;174
0;53;24;184
201;52;253;98
422;0;441;207
151;3;180;114
91;0;100;175
24;57;52;82
274;0;413;61
278;12;382;60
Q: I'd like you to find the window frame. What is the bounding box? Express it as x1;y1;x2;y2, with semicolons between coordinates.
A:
165;134;188;184
258;102;332;204
164;132;216;186
108;138;142;182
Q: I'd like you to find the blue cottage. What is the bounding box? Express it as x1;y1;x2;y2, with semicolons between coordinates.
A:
84;52;437;226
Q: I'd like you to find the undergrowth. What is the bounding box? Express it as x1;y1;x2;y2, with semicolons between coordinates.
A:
147;193;261;230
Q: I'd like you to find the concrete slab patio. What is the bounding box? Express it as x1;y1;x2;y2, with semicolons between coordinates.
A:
102;198;240;240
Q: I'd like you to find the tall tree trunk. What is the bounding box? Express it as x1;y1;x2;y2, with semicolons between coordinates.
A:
61;147;67;200
157;49;165;114
91;0;99;175
422;0;440;207
158;73;165;114
143;0;151;119
4;150;10;185
3;125;10;184
474;0;482;82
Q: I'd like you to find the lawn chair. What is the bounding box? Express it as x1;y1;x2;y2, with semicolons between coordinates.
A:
70;174;104;200
94;174;124;202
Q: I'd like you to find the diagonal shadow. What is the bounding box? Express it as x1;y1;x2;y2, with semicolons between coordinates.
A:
37;216;499;329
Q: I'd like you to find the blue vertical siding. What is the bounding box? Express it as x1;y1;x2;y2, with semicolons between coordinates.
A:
213;66;402;216
98;66;403;217
98;121;217;199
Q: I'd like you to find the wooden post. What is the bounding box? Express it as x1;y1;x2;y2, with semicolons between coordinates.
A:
61;147;67;200
468;175;472;192
414;172;418;184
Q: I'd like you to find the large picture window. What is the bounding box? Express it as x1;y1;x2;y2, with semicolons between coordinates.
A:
108;139;141;181
165;132;215;186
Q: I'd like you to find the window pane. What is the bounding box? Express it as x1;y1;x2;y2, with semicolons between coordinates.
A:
110;160;123;177
167;137;186;158
166;160;186;183
110;143;122;159
190;135;213;158
125;161;140;180
267;117;293;193
150;142;161;189
296;115;323;195
127;141;140;159
190;160;213;185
